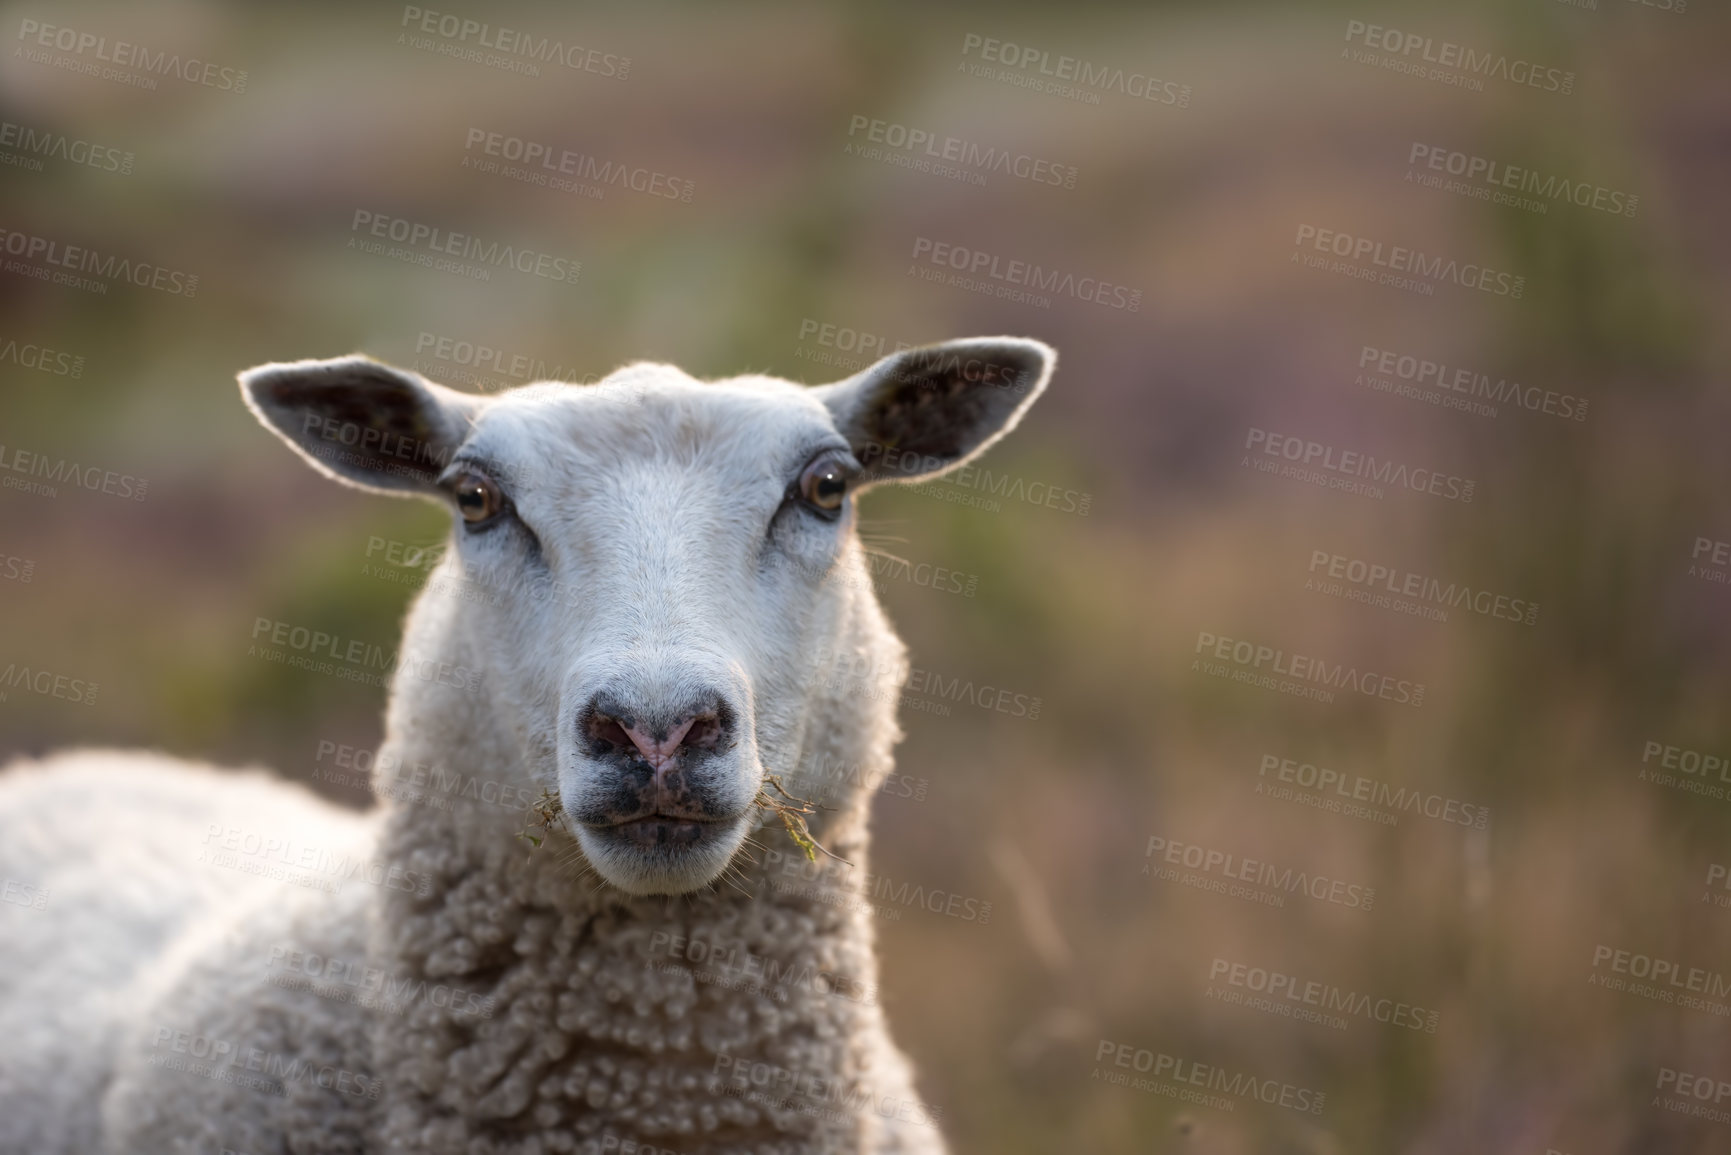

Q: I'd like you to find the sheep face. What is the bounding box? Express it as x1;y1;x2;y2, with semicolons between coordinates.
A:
240;338;1054;895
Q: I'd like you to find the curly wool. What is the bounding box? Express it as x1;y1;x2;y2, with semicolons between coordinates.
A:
0;340;1060;1153
0;619;943;1155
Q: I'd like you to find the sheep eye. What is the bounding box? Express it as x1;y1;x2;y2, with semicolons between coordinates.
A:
797;455;851;516
452;470;503;525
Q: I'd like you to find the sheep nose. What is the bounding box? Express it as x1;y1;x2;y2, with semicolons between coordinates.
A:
581;694;732;775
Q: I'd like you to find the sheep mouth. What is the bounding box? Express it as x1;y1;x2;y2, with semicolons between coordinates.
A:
602;814;722;849
572;808;751;895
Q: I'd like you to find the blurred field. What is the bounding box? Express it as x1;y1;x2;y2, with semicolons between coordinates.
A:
3;1;1730;1151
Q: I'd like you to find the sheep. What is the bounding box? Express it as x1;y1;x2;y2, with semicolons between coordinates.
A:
0;336;1055;1155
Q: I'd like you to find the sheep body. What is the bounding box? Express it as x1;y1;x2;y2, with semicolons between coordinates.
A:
0;528;940;1155
0;342;1053;1152
0;751;372;1154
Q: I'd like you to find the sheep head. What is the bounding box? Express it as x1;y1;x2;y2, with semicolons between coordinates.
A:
238;338;1054;895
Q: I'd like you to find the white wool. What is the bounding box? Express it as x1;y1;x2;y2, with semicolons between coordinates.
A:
0;340;1052;1154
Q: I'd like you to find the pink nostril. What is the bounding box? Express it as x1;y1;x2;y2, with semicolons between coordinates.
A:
583;694;732;775
685;715;722;750
592;716;633;751
620;716;697;773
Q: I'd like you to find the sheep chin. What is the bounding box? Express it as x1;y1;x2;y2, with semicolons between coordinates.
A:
574;813;750;896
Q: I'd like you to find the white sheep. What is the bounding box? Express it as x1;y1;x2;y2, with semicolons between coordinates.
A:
0;336;1054;1154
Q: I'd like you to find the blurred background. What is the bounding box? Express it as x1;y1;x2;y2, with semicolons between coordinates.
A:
2;0;1729;1151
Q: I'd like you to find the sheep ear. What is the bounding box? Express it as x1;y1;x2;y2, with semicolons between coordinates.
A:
817;337;1055;485
238;356;481;496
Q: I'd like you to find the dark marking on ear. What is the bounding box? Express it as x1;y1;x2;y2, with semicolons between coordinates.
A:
239;356;482;497
819;338;1055;486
